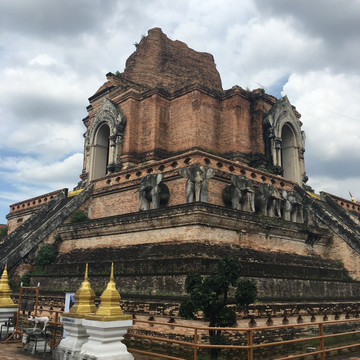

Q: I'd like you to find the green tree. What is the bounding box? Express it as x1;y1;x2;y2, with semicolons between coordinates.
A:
179;257;257;359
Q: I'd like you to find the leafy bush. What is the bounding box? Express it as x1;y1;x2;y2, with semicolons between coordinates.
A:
180;257;257;359
179;300;197;319
35;244;57;269
70;209;89;223
235;280;258;307
9;278;20;292
20;272;31;287
0;226;8;239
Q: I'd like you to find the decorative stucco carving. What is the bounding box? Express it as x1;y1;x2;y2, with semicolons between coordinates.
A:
179;165;215;203
222;175;255;212
256;183;282;217
282;190;304;223
264;96;305;185
138;173;170;211
86;98;127;181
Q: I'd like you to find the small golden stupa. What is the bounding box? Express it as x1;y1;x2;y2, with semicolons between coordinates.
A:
85;263;132;321
0;264;17;308
63;263;97;318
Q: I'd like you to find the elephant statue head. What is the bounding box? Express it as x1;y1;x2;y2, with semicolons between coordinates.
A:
222;175;255;212
282;190;304;223
179;165;215;203
138;173;170;211
256;183;283;217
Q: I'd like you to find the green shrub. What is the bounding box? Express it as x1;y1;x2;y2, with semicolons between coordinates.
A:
70;209;89;223
54;234;62;242
35;244;57;269
9;278;20;292
20;272;31;287
0;226;8;239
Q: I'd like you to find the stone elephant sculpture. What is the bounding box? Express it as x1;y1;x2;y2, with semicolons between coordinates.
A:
256;183;282;217
282;190;304;223
179;165;215;203
222;175;255;212
138;173;170;211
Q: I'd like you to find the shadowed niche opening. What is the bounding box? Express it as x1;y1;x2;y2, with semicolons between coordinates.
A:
92;123;110;179
281;123;299;183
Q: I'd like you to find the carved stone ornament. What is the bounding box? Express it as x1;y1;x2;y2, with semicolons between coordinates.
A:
179;165;215;203
222;175;255;212
263;96;306;185
138;173;170;211
87;98;127;177
282;190;304;223
256;183;283;218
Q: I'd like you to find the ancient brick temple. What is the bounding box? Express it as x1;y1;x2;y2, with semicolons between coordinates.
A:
2;28;360;310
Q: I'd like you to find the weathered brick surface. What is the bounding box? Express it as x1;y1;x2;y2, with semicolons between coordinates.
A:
86;150;294;219
122;28;222;92
83;29;281;167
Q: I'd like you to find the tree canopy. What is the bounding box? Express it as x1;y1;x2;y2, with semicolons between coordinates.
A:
179;256;257;358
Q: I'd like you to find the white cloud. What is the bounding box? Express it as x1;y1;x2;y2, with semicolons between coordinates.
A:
282;70;360;195
20;153;83;186
283;70;360;160
0;153;83;211
29;54;57;66
222;17;324;90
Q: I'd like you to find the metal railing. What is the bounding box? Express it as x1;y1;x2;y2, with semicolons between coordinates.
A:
127;317;360;360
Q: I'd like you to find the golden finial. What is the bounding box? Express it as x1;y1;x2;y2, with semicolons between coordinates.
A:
110;262;114;282
84;263;89;281
64;263;97;318
0;264;17;308
85;263;132;321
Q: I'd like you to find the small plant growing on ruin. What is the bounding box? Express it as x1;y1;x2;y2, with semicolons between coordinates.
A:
54;234;62;243
179;257;257;359
35;244;57;269
70;209;89;223
0;226;8;239
20;272;31;287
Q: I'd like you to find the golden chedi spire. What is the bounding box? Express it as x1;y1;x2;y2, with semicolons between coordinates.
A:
0;264;17;308
86;263;132;321
64;263;97;318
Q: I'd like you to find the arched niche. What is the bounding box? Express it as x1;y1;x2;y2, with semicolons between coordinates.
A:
264;96;306;185
92;123;110;179
281;123;299;182
84;98;127;182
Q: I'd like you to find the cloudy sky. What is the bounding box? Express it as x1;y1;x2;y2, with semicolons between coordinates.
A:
1;0;360;224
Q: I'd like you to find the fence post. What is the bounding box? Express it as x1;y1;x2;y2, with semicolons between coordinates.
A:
194;328;198;360
319;323;325;360
247;329;253;360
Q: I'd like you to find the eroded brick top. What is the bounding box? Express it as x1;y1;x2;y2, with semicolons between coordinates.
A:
121;27;223;92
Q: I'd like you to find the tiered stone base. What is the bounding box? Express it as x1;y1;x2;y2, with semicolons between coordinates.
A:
56;316;89;357
80;319;133;360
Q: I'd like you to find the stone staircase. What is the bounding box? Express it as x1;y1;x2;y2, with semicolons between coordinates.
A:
0;184;93;274
295;185;360;254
